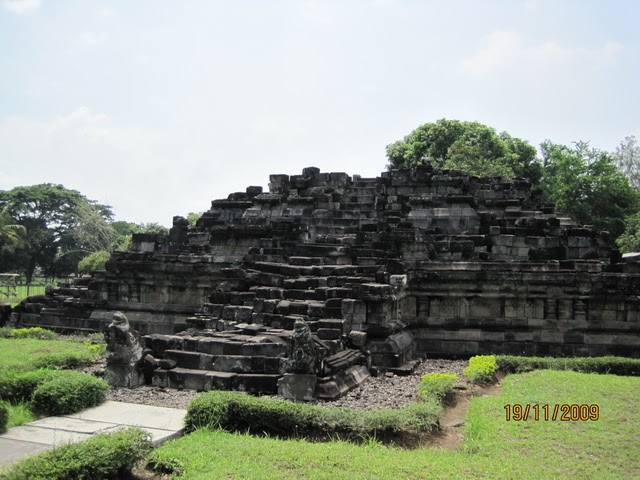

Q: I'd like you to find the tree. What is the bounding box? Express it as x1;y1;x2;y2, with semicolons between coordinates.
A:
0;184;113;282
186;212;202;227
136;223;169;235
613;135;640;188
540;141;639;238
616;212;640;253
67;202;117;254
385;119;540;182
0;209;26;251
77;250;111;274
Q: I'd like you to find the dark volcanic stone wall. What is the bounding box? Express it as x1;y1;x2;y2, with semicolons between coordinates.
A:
12;165;640;358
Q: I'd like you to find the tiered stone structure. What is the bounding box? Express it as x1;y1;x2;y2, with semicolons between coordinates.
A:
12;165;640;398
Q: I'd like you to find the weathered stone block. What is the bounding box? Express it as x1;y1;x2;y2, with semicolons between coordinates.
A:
277;373;317;402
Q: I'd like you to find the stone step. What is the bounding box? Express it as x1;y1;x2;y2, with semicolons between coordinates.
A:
293;244;349;257
163;350;283;374
315;365;370;400
283;276;328;289
245;261;302;277
322;348;365;375
356;257;387;266
282;289;317;301
318;318;345;330
289;256;325;266
344;187;377;195
220;305;254;322
152;368;280;394
261;313;306;330
145;333;290;357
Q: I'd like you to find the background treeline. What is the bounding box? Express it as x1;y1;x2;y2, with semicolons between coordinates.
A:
387;119;640;251
0;184;202;282
2;119;640;280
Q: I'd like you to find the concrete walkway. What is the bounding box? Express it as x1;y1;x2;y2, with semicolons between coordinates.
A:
0;401;186;469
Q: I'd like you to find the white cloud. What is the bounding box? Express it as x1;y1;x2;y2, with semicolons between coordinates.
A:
2;0;41;15
97;7;114;18
0;107;171;223
78;32;109;47
461;30;622;77
298;1;352;25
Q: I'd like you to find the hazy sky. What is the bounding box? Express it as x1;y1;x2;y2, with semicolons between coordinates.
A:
1;0;638;225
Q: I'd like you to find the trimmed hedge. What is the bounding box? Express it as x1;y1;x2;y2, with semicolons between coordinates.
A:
0;369;61;403
2;427;152;480
0;400;7;433
30;371;108;416
496;355;640;376
418;373;457;403
464;355;497;384
185;391;441;444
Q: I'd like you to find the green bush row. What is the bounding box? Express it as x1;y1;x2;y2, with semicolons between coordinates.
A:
0;401;7;433
2;427;152;480
418;373;457;402
0;369;108;415
31;372;108;416
185;391;441;444
0;327;59;340
0;369;60;403
496;355;640;376
464;355;497;384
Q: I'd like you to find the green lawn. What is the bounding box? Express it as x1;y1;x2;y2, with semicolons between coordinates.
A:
0;336;103;429
150;370;640;479
0;284;48;306
0;338;99;377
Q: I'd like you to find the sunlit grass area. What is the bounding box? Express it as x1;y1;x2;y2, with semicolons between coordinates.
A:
150;370;640;479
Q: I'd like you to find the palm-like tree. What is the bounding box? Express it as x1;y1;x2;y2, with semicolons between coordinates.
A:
0;209;26;250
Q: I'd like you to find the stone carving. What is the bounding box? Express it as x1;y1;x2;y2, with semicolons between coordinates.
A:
284;318;318;375
103;312;145;388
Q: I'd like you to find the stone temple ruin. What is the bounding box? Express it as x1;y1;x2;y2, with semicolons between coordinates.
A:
11;166;640;399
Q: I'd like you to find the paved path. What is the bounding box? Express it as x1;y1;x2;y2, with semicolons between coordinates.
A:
0;401;186;469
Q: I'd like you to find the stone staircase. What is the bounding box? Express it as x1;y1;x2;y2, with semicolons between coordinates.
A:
143;236;413;399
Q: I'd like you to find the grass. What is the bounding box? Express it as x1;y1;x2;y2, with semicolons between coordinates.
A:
150;370;640;479
2;401;35;428
0;284;48;306
0;337;100;378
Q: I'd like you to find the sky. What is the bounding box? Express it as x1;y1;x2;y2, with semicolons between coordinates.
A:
0;0;639;226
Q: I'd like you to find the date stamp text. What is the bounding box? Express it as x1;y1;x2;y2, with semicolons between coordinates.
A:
504;404;599;421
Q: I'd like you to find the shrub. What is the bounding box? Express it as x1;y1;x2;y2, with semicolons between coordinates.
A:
496;355;640;376
418;373;458;403
464;355;497;384
0;401;8;433
185;391;440;444
0;369;60;403
2;427;152;480
30;371;108;416
0;327;58;340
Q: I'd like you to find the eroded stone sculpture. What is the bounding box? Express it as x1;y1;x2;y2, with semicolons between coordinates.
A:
278;318;319;401
104;311;145;388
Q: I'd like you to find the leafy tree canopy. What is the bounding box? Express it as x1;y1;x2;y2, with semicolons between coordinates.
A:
0;184;113;281
386;119;540;182
540;141;639;239
77;250;111;274
613;135;640;188
186;212;203;228
616;212;640;253
0;209;26;252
